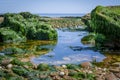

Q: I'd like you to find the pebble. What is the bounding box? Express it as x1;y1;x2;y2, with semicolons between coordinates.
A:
59;72;65;76
81;62;92;68
88;71;93;74
61;65;67;68
7;64;13;69
0;66;2;69
24;65;29;69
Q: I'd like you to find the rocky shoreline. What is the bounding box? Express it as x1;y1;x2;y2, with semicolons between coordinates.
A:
0;55;119;80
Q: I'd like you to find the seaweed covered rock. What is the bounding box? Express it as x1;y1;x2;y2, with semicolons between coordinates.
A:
0;12;57;43
37;63;50;71
12;66;29;76
1;47;25;55
91;6;120;47
0;28;26;43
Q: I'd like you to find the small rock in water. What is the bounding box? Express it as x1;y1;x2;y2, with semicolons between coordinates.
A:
81;62;92;68
59;72;65;76
7;64;13;69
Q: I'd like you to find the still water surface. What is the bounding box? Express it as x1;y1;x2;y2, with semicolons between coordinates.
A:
31;29;106;65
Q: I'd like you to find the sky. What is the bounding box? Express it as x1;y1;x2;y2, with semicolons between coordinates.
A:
0;0;119;14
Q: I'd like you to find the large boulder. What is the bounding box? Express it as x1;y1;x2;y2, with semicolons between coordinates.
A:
0;12;57;43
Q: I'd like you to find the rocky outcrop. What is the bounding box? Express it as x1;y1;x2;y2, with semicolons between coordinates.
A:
0;12;57;43
91;6;120;48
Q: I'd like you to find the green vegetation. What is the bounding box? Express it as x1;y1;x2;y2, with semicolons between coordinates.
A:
82;5;120;48
37;63;50;71
0;12;57;43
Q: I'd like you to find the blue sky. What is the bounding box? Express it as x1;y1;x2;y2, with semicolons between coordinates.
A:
0;0;119;13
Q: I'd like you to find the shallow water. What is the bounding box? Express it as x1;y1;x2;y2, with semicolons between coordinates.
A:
31;29;106;65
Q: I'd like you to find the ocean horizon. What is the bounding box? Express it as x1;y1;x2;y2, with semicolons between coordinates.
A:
38;13;86;17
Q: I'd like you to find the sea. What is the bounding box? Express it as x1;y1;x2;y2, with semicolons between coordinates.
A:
38;13;85;17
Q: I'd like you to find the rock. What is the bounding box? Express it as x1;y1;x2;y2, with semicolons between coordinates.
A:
7;64;13;69
61;65;67;68
1;59;11;66
105;72;117;80
109;68;120;73
112;62;120;67
103;68;107;71
53;76;61;80
114;73;120;78
59;72;65;77
0;66;2;69
50;72;57;77
88;71;93;74
23;65;29;69
116;58;120;62
81;62;92;68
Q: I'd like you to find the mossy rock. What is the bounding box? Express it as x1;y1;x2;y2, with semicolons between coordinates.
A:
12;66;29;76
0;12;58;42
11;58;24;66
91;6;120;40
81;34;95;45
37;63;50;71
0;28;26;43
66;64;79;69
1;47;25;55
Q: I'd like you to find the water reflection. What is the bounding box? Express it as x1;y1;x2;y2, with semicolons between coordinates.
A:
0;40;57;57
31;29;106;65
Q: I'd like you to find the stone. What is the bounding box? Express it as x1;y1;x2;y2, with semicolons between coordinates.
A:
50;72;57;77
23;65;29;69
7;64;13;69
59;72;65;77
1;59;11;66
88;71;93;74
81;62;92;68
116;58;120;62
0;66;2;69
114;73;120;78
112;62;120;67
109;68;120;73
61;65;67;68
105;72;117;80
53;76;61;80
